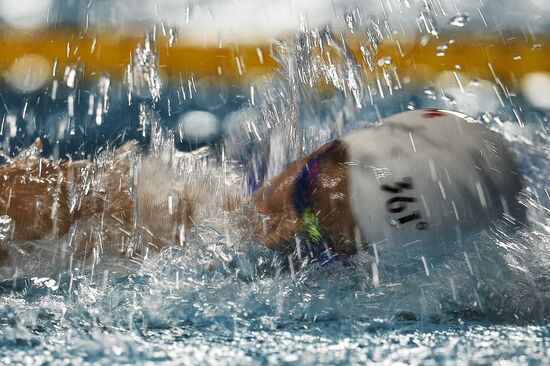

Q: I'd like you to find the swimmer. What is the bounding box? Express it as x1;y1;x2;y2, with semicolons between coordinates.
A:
254;109;526;266
0;109;526;270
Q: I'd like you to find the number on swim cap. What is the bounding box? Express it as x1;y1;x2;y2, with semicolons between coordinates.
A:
381;177;431;231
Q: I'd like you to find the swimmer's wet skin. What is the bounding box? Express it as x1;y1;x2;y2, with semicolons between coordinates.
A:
255;109;526;264
0;109;526;270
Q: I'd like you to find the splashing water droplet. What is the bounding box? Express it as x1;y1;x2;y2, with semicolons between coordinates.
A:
423;86;437;100
417;3;439;38
449;14;470;27
63;65;80;89
0;215;13;242
126;29;163;104
377;56;393;67
436;39;455;57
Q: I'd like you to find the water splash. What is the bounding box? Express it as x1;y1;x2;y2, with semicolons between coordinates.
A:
417;1;440;38
0;4;549;364
126;28;163;104
0;216;12;242
449;13;470;27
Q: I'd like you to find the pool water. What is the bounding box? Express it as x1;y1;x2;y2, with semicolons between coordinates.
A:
0;226;549;365
0;2;550;365
0;159;548;365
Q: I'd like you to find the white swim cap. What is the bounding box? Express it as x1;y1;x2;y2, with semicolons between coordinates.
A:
342;109;525;262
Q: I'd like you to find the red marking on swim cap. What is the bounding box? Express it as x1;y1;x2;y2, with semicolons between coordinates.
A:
422;109;446;119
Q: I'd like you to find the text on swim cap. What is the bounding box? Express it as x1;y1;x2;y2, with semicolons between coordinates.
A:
381;177;429;231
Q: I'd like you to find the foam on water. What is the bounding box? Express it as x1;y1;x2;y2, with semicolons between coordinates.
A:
0;3;549;363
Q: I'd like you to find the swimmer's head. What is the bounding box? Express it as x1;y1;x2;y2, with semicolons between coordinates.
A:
342;109;526;261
